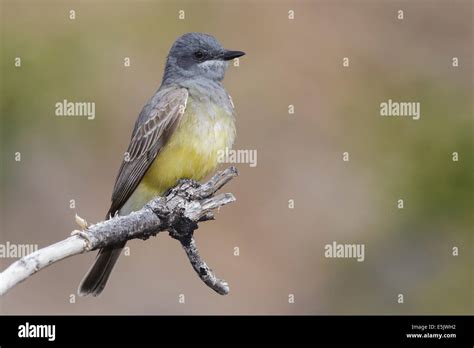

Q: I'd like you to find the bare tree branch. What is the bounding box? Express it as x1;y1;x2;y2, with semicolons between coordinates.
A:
0;167;238;296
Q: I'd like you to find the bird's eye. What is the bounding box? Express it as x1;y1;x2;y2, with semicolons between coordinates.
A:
194;50;204;60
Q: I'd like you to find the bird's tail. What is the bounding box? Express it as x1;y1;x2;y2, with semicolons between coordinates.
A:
77;243;125;296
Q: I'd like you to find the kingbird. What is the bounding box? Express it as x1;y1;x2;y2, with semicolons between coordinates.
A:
78;33;245;296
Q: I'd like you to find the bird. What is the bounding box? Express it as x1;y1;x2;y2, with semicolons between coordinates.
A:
78;32;245;296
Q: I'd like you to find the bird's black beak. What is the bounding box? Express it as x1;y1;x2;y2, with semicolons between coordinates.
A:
222;50;245;61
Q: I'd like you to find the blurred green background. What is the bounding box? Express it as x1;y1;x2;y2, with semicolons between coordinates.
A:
0;0;472;314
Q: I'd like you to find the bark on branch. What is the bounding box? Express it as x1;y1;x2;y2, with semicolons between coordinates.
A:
0;167;238;296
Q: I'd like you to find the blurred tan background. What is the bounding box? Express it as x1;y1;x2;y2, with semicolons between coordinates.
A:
0;0;472;314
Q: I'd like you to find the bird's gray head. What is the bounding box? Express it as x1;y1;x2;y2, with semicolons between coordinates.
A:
162;33;245;85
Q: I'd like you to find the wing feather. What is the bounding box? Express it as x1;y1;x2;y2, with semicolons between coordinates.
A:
106;87;188;217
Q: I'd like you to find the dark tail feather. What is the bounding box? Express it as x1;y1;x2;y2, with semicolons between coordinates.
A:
77;243;125;296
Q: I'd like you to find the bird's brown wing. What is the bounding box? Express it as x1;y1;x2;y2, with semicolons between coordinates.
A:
106;87;188;217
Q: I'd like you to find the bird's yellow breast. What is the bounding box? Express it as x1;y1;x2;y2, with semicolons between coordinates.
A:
126;95;235;211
